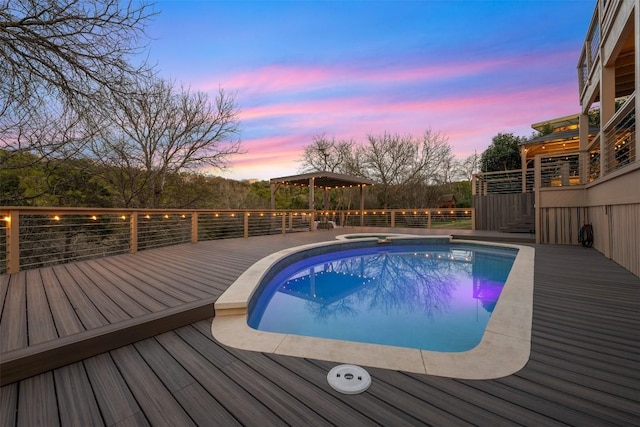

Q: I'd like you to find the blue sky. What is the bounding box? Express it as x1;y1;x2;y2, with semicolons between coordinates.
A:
146;0;596;180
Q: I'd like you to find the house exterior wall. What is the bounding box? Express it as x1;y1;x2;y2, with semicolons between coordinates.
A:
538;0;639;277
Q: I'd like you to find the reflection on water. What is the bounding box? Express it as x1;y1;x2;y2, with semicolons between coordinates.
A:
249;244;516;352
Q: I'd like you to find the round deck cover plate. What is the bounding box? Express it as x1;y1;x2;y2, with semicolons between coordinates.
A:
327;364;371;394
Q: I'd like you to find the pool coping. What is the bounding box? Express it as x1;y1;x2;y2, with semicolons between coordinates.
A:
212;235;534;379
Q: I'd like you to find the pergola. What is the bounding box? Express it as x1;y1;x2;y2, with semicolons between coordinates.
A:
269;171;376;211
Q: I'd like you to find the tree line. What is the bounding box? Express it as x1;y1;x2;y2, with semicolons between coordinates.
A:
1;0;532;211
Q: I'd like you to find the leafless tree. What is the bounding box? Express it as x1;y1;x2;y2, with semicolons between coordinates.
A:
299;133;355;174
453;152;480;182
0;0;154;148
360;129;453;207
90;79;242;207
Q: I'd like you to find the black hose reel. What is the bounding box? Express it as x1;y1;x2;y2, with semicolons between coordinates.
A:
579;223;594;248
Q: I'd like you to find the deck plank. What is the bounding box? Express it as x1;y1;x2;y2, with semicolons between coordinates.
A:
83;353;148;427
25;269;58;345
101;255;212;301
155;330;287;426
0;274;9;320
125;255;225;295
134;337;242;426
110;345;197;426
63;263;131;323
16;373;59;427
54;363;104;426
51;264;109;330
39;268;84;337
0;383;17;427
77;261;162;314
182;323;344;426
0;272;27;352
97;257;191;307
194;333;386;425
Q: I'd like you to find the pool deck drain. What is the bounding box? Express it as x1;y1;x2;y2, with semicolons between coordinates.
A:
327;365;371;394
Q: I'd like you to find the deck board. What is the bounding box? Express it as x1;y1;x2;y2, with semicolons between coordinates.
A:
39;267;84;337
101;255;212;301
77;261;163;313
110;345;197;426
54;363;104;426
99;257;196;306
25;269;58;345
0;272;27;352
0;230;639;426
63;263;131;323
133;337;242;426
17;373;59;427
155;331;287;426
0;274;10;321
0;383;17;427
83;353;147;427
51;264;109;330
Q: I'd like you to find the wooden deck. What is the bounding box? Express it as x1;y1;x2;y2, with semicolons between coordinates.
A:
1;229;639;426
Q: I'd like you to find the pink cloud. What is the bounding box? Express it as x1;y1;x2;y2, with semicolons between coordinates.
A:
197;55;516;97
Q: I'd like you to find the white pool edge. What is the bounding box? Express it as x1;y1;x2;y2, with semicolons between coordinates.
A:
212;236;534;379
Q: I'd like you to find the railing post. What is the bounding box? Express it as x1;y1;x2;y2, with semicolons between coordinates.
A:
427;210;432;229
309;211;315;231
244;212;249;238
288;212;293;231
191;212;198;243
471;209;476;231
130;212;138;253
390;211;395;228
534;156;542;244
281;213;286;234
6;210;20;274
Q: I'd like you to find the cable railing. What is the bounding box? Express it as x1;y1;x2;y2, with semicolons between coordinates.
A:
539;153;581;187
315;209;474;230
578;9;600;96
472;169;535;195
0;207;475;274
604;97;636;175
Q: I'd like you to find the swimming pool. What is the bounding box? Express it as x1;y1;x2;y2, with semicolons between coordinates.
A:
213;235;534;379
249;244;516;352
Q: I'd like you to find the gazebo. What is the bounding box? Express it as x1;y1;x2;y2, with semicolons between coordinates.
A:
269;171;375;212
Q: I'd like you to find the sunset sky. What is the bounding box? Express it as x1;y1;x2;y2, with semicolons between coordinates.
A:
147;0;596;181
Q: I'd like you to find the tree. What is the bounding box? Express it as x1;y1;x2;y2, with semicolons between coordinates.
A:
299;134;355;174
454;152;480;182
0;0;154;132
359;129;453;208
89;79;242;207
480;133;525;172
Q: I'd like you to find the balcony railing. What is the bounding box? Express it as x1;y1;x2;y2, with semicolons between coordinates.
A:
603;95;636;174
473;150;585;195
539;153;582;187
472;169;535;195
0;207;475;274
578;10;601;96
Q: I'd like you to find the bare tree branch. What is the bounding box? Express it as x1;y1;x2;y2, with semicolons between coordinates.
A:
90;79;242;207
0;0;155;135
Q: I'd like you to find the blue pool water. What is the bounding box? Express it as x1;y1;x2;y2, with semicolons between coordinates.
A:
248;243;517;352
